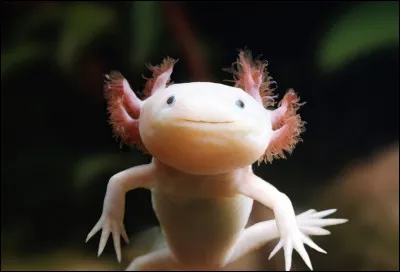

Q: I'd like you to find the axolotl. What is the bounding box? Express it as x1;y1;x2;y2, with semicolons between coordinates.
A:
86;50;347;271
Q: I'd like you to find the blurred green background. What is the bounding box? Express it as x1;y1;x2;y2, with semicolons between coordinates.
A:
1;1;399;271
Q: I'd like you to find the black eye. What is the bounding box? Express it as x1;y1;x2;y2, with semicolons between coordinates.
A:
166;96;175;105
236;99;245;109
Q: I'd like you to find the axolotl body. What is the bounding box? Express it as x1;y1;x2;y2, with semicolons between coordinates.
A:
86;51;347;271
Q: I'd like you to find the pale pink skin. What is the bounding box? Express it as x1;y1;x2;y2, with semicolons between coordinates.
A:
86;54;348;271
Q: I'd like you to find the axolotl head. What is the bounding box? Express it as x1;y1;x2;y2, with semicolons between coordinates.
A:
140;81;272;175
104;51;305;175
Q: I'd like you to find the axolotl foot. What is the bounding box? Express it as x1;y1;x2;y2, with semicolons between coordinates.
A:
86;214;130;263
268;209;348;271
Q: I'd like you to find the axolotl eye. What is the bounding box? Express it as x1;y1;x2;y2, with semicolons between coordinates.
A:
236;99;245;109
166;96;175;105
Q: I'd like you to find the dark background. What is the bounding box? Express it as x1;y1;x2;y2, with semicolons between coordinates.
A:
1;1;398;270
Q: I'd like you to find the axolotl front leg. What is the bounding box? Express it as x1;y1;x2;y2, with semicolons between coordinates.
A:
226;206;346;268
86;164;156;263
235;174;327;271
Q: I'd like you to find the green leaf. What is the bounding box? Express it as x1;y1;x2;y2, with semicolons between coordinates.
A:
1;43;47;78
131;1;162;69
57;2;116;70
317;2;399;73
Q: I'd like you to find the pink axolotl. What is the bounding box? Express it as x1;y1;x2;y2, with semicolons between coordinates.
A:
86;50;347;271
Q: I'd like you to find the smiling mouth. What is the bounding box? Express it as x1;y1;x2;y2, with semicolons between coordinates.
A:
182;119;234;124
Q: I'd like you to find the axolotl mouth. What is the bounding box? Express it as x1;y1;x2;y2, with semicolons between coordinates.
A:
173;119;253;134
182;119;234;124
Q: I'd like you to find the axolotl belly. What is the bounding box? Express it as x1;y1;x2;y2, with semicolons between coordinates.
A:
151;188;253;269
